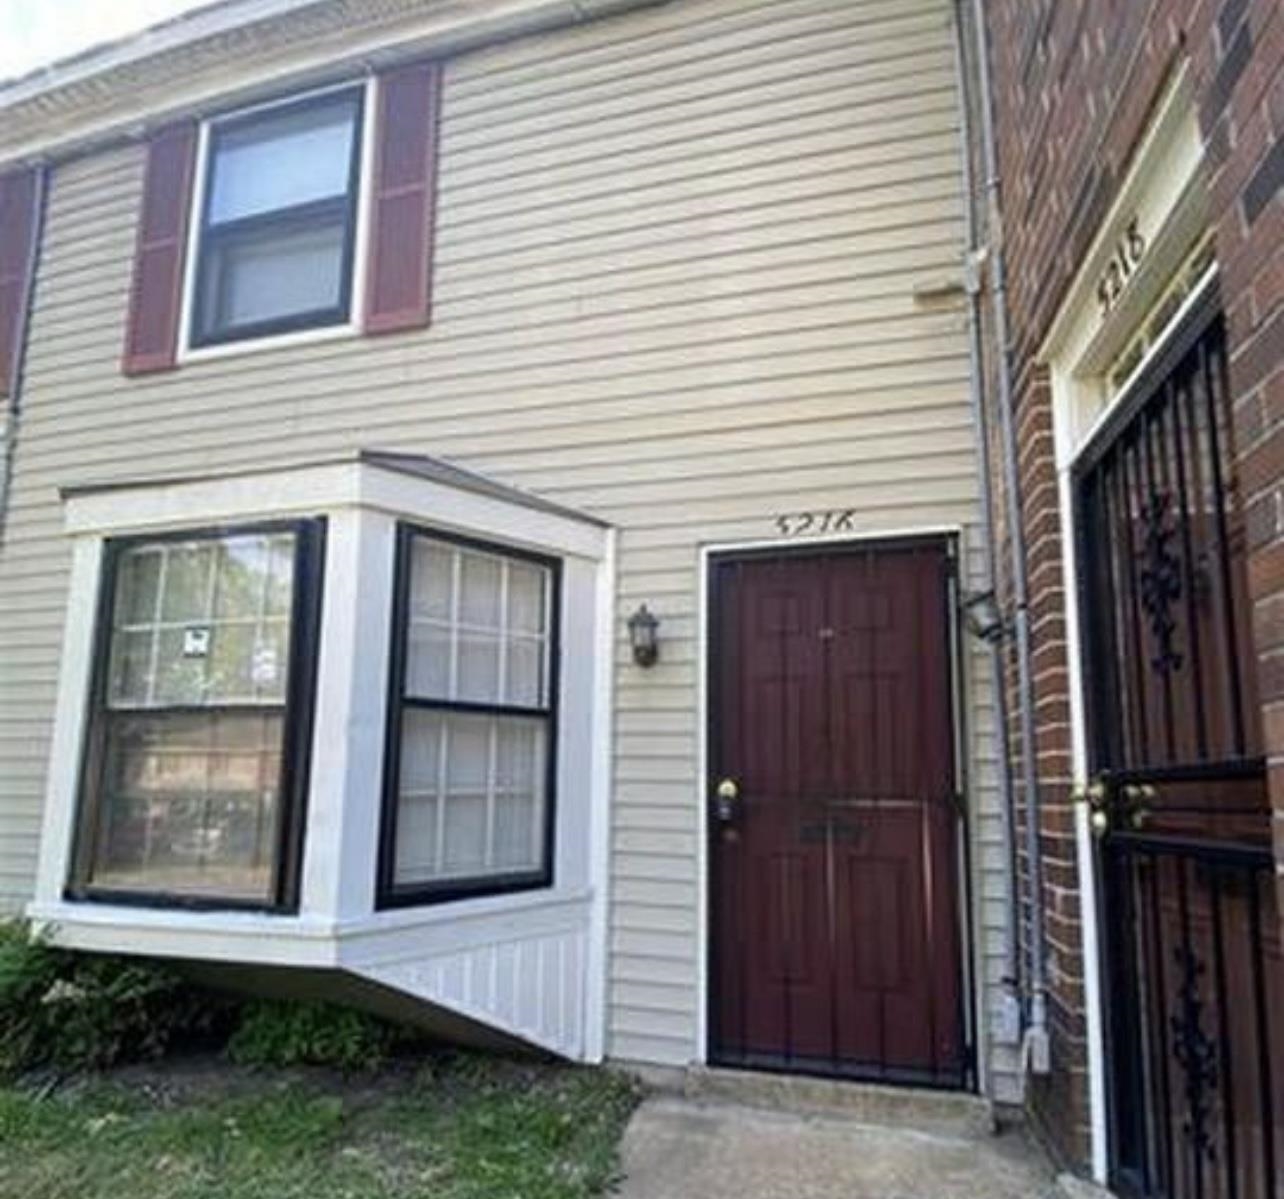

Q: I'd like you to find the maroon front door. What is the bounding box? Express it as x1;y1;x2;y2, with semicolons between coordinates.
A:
708;541;968;1086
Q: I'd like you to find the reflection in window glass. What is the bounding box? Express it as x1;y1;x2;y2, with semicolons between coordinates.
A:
80;527;308;905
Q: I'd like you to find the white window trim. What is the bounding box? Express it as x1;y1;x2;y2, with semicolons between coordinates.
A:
1038;65;1210;1187
176;73;378;365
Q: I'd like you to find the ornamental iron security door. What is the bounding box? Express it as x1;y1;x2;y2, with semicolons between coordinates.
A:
1075;298;1283;1199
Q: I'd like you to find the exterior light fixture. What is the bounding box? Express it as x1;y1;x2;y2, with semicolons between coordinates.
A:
963;589;1005;642
627;604;660;667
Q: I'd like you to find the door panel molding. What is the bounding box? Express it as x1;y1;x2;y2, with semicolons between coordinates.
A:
702;533;973;1088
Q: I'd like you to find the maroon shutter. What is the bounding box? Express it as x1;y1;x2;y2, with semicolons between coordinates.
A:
122;122;197;375
365;61;443;335
0;167;39;400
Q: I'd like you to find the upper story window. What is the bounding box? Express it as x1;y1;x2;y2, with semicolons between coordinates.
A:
122;62;441;374
69;522;324;909
380;528;560;908
189;87;365;348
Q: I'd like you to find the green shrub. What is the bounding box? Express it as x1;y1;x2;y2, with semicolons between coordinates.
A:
227;999;403;1071
0;922;227;1075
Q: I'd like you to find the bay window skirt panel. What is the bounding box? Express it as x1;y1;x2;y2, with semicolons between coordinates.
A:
351;922;588;1060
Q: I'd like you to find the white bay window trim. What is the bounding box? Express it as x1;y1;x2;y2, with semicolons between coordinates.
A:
30;452;613;1063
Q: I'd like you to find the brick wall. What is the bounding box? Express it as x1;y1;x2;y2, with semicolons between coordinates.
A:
977;0;1283;1173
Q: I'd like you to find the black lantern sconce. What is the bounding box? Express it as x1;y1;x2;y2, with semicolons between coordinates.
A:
627;604;660;667
962;589;1005;643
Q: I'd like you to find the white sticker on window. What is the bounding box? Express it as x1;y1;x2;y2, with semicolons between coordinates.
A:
182;626;212;658
252;645;279;686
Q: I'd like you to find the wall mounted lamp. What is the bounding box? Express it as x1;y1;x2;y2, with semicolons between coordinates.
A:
962;589;1006;642
627;604;660;667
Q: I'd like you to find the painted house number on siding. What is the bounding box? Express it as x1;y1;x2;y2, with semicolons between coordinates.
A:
1097;217;1147;318
775;509;857;537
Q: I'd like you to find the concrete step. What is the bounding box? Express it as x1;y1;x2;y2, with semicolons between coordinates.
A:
617;1095;1057;1199
675;1066;998;1139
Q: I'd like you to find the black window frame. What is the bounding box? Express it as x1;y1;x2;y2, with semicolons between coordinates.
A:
378;523;562;910
66;517;327;914
189;84;366;349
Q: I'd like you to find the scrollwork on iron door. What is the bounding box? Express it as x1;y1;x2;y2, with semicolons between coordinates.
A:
1138;489;1184;676
1170;941;1219;1164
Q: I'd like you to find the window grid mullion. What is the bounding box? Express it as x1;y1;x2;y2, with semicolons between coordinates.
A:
144;545;171;708
498;559;510;705
485;717;499;870
199;541;221;701
532;726;545;864
542;568;553;708
434;718;450;876
251;537;274;703
448;549;462;702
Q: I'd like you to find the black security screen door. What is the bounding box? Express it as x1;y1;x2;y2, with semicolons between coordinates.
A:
1075;296;1283;1199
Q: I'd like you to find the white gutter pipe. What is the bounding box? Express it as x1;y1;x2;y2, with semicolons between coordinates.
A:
950;1;1024;1048
966;0;1051;1073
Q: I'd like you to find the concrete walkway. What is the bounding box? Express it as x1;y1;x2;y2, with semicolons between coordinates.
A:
616;1095;1059;1199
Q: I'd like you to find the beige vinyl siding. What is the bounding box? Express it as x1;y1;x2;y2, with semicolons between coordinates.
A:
0;0;1019;1098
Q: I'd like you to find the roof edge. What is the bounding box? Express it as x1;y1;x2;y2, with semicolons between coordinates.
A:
0;0;670;170
58;449;611;529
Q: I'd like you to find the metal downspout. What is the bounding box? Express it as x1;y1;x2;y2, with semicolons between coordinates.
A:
0;163;47;552
950;0;1024;1048
968;0;1051;1072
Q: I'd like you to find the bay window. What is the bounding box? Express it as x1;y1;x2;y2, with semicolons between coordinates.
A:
380;527;559;907
69;522;323;909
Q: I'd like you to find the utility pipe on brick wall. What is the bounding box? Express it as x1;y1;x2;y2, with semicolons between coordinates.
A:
965;0;1050;1074
950;0;1024;1049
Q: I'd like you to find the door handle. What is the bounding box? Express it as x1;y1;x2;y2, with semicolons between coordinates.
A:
713;778;740;824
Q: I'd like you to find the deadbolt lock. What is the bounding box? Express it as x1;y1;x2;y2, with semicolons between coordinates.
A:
714;778;740;824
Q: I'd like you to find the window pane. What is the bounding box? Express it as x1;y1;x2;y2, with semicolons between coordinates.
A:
116;549;162;625
153;628;208;705
441;794;487;876
199;216;346;336
508;563;545;633
505;637;545;708
408;539;453;621
406;623;451;698
88;712;283;902
207;93;358;225
106;531;297;711
402;534;554;709
108;629;155;707
160;543;215;622
457;632;500;703
459;552;502;628
393;711;547;889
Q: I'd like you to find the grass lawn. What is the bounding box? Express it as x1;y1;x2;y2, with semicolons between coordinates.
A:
0;1053;641;1199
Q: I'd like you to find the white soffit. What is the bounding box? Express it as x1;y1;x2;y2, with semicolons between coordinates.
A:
0;0;670;169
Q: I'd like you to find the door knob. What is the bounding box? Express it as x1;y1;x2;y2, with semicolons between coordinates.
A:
714;778;740;824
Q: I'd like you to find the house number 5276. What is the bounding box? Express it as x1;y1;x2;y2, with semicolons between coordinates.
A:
775;509;857;537
1097;217;1146;317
